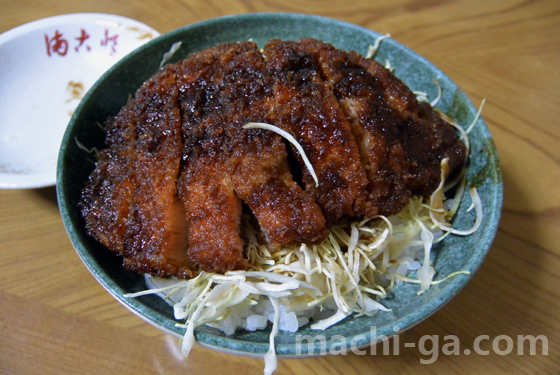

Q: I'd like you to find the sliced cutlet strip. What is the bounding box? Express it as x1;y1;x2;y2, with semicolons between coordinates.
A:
230;130;327;246
121;65;195;278
217;43;327;245
301;39;411;217
175;46;247;274
354;53;466;196
263;40;370;224
80;67;175;255
79;107;137;254
80;65;195;278
178;144;246;274
178;42;326;257
179;88;248;274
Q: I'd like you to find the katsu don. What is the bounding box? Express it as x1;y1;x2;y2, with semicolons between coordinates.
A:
79;39;466;278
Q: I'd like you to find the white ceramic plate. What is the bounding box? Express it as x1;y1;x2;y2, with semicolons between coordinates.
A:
0;13;159;189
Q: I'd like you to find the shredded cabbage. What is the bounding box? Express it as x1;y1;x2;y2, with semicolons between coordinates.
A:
414;79;442;107
160;41;183;68
243;123;319;187
366;34;391;59
264;297;280;375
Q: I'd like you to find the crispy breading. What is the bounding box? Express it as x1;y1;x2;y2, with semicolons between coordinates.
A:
264;40;370;224
81;65;195;278
354;52;466;195
293;39;412;218
80;39;466;279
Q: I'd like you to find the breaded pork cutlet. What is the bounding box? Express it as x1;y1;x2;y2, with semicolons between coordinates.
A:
354;52;466;195
291;39;412;218
178;42;326;273
215;43;327;246
80;38;466;279
264;40;371;224
81;64;195;278
175;44;247;274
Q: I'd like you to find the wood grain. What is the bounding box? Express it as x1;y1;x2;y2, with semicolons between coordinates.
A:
1;0;559;374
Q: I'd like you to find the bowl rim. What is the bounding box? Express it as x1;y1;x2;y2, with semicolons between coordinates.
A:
57;12;503;358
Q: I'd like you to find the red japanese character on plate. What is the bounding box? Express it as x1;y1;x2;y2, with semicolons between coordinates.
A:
45;30;68;57
75;29;91;52
100;29;119;56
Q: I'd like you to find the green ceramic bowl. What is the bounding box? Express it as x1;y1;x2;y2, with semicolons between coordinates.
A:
57;13;503;357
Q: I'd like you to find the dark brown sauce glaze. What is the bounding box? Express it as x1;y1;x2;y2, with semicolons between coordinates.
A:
80;39;465;278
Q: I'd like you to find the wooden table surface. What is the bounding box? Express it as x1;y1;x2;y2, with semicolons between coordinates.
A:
1;0;558;374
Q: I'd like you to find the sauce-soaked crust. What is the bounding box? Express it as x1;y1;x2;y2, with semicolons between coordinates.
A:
79;77;145;254
178;150;246;274
353;53;466;195
79;148;134;254
81;38;466;279
122;70;195;278
81;65;195;278
264;40;370;224
176;45;247;274
177;42;326;273
230;130;327;245
294;39;412;218
215;43;327;245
